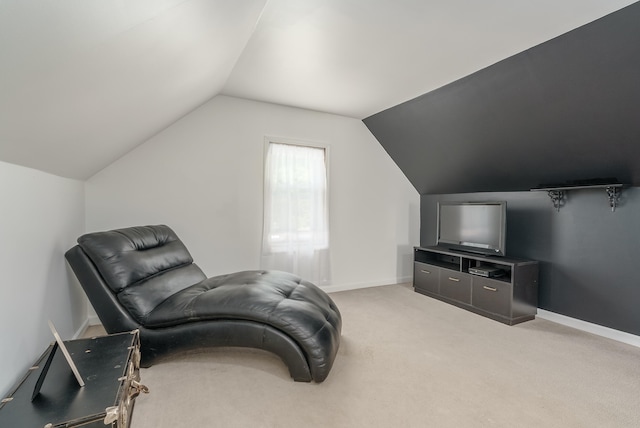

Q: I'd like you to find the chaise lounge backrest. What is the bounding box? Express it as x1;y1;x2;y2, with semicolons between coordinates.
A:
76;225;206;325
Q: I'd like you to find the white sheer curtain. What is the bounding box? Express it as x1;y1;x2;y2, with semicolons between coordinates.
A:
261;142;330;285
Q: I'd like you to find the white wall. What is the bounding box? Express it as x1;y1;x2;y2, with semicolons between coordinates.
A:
86;95;419;291
0;160;85;394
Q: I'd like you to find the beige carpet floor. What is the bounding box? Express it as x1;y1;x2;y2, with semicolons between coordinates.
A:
93;284;640;427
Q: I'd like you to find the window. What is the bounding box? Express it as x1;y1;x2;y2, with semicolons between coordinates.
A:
261;140;330;284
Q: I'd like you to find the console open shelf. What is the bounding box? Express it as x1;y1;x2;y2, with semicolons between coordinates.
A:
413;246;538;325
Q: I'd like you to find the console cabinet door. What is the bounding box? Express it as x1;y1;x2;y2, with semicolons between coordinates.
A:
414;262;439;294
439;270;471;304
472;277;511;317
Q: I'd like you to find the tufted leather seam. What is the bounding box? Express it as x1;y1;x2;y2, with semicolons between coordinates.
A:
180;282;218;319
283;281;299;299
140;289;202;327
299;314;337;341
120;261;196;293
267;296;337;342
113;229;174;251
269;282;301;316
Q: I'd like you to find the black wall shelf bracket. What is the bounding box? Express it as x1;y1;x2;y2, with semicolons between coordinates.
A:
546;190;565;212
531;184;625;212
605;186;622;211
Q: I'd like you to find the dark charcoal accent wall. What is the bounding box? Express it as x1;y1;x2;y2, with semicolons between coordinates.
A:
364;2;640;195
421;189;640;336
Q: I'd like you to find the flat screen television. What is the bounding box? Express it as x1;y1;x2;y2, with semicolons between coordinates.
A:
436;201;507;257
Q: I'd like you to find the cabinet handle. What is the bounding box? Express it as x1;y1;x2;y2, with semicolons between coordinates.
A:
420;269;431;274
448;277;460;282
483;285;498;292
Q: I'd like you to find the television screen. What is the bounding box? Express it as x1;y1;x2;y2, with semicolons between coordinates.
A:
437;201;506;256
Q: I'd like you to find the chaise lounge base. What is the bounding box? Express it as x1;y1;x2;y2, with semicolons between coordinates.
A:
139;321;312;380
65;225;341;383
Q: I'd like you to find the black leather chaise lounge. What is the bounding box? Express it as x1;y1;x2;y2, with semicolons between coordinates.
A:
65;225;341;383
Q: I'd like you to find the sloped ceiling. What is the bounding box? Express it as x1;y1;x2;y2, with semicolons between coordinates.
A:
0;0;267;179
0;0;637;180
364;2;640;194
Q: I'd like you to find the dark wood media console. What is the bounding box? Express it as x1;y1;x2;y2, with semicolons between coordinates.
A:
413;246;539;325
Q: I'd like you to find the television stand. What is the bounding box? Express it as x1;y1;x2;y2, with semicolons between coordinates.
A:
413;246;538;325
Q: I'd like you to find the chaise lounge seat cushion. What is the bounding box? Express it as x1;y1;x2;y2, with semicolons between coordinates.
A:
69;225;341;382
129;270;340;376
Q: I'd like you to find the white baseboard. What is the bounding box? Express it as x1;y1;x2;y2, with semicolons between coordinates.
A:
537;309;640;348
322;276;412;294
72;318;90;339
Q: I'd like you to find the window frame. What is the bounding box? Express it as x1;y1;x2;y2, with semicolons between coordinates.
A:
262;136;331;253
